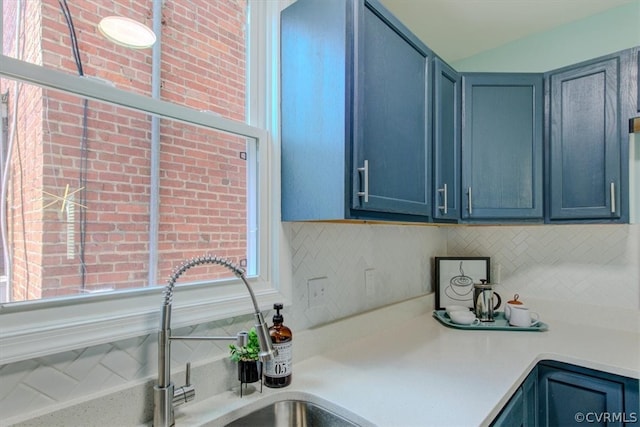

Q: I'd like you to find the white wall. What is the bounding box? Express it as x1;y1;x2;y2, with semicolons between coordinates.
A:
452;0;640;72
448;224;639;310
284;222;445;329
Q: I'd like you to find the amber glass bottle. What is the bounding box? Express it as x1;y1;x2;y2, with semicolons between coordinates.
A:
264;303;292;388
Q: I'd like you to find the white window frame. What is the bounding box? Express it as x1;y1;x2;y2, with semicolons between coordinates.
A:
0;0;290;364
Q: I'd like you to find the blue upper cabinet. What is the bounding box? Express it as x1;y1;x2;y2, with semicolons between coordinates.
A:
637;50;640;113
282;0;635;225
281;0;432;222
461;73;544;221
546;54;626;222
432;57;461;222
353;3;431;217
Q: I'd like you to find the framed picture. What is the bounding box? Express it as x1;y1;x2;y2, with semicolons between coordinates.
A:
434;257;490;310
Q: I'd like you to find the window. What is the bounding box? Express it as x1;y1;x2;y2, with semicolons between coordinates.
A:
1;83;257;301
0;0;286;363
3;0;248;120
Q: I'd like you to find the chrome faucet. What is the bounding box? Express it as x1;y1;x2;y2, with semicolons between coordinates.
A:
153;255;276;427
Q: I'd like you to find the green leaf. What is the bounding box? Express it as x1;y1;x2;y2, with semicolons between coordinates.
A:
228;327;261;362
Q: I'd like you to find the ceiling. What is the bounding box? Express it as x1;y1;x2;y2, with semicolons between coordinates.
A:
378;0;636;63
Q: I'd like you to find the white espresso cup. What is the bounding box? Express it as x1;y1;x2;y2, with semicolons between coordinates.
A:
508;305;540;327
448;310;481;325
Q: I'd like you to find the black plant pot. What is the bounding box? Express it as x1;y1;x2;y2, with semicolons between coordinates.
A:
237;360;260;384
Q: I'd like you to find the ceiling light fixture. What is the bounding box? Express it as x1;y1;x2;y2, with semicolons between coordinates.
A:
98;16;156;49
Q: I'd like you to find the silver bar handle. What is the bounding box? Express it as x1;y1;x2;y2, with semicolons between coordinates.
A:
357;160;369;203
437;183;448;214
467;187;472;215
173;362;195;406
610;182;616;214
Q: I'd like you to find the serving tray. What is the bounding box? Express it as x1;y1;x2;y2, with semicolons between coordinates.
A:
433;310;548;332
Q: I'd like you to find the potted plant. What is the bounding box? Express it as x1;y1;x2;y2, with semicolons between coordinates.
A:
229;328;261;384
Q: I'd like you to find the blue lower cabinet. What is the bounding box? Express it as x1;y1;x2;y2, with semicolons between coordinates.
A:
492;361;639;427
493;387;525;427
538;361;639;427
492;367;537;427
523;367;538;426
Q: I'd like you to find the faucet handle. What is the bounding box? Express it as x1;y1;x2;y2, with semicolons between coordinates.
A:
173;362;195;406
236;331;249;347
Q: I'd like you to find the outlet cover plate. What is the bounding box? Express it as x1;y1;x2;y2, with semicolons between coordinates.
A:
308;277;329;308
365;268;376;297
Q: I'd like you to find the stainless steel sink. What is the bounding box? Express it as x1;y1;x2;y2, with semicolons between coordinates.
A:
224;399;361;427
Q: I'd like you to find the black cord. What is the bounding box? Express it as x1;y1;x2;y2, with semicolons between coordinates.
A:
14;101;29;297
58;0;83;76
58;0;88;290
12;1;30;297
79;98;88;287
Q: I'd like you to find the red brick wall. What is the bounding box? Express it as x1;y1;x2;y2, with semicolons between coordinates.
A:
3;0;248;301
2;0;46;301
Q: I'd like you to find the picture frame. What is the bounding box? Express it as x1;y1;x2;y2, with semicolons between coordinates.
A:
434;257;490;310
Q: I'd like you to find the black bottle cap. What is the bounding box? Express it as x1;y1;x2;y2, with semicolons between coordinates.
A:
273;303;284;323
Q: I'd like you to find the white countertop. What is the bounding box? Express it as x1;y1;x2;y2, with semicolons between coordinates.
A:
176;294;640;427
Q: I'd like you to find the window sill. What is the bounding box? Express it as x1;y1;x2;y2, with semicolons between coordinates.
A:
0;277;287;364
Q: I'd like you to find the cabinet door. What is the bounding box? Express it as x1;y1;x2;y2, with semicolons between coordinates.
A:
491;366;537;427
433;57;461;221
352;1;431;217
492;387;525;427
637;51;640;113
462;73;543;220
547;56;621;220
522;366;538;427
281;0;351;221
538;363;630;427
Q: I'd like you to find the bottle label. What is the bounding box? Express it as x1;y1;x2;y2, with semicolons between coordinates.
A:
265;341;292;378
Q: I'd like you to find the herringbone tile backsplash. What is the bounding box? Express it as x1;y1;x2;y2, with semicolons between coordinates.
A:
1;223;638;424
446;224;639;308
285;222;446;329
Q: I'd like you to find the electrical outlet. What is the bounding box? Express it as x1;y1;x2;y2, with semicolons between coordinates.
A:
308;277;328;308
365;268;376;297
495;263;502;284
